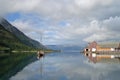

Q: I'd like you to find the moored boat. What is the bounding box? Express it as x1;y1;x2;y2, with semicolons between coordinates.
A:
37;50;45;59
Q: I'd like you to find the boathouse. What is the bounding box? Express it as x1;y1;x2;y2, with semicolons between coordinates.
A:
84;41;97;52
84;41;120;53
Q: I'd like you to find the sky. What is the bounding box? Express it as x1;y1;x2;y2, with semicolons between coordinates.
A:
0;0;120;45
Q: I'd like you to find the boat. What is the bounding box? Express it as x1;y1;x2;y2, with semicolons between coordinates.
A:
37;50;45;59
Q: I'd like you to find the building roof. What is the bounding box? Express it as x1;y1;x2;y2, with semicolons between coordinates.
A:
98;42;120;48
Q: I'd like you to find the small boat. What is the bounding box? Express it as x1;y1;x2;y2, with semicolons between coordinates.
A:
37;50;45;59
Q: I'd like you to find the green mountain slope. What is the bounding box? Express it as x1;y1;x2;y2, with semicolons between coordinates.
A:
0;24;33;51
0;17;46;49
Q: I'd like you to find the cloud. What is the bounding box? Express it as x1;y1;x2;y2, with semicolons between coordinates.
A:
84;16;120;42
11;15;120;45
0;0;120;45
103;16;120;32
0;0;116;20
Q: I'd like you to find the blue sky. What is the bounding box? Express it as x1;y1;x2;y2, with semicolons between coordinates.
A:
0;0;120;45
6;12;21;21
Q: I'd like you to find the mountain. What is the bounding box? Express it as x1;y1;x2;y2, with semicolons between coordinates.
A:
0;24;32;51
47;45;84;52
0;17;45;49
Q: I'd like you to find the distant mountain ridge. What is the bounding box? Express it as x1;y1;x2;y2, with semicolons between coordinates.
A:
0;17;45;49
47;45;84;52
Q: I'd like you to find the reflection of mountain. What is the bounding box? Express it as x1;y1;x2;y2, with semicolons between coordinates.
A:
0;17;45;50
0;53;37;80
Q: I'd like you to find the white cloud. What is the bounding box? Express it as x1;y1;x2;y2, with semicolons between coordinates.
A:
75;0;113;9
11;16;120;45
11;18;44;40
84;16;120;42
0;0;120;45
0;0;115;20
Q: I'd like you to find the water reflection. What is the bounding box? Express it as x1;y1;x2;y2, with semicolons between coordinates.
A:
84;52;120;64
10;52;120;80
0;53;37;80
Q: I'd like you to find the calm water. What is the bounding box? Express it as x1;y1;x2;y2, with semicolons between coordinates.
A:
10;52;120;80
0;53;37;80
